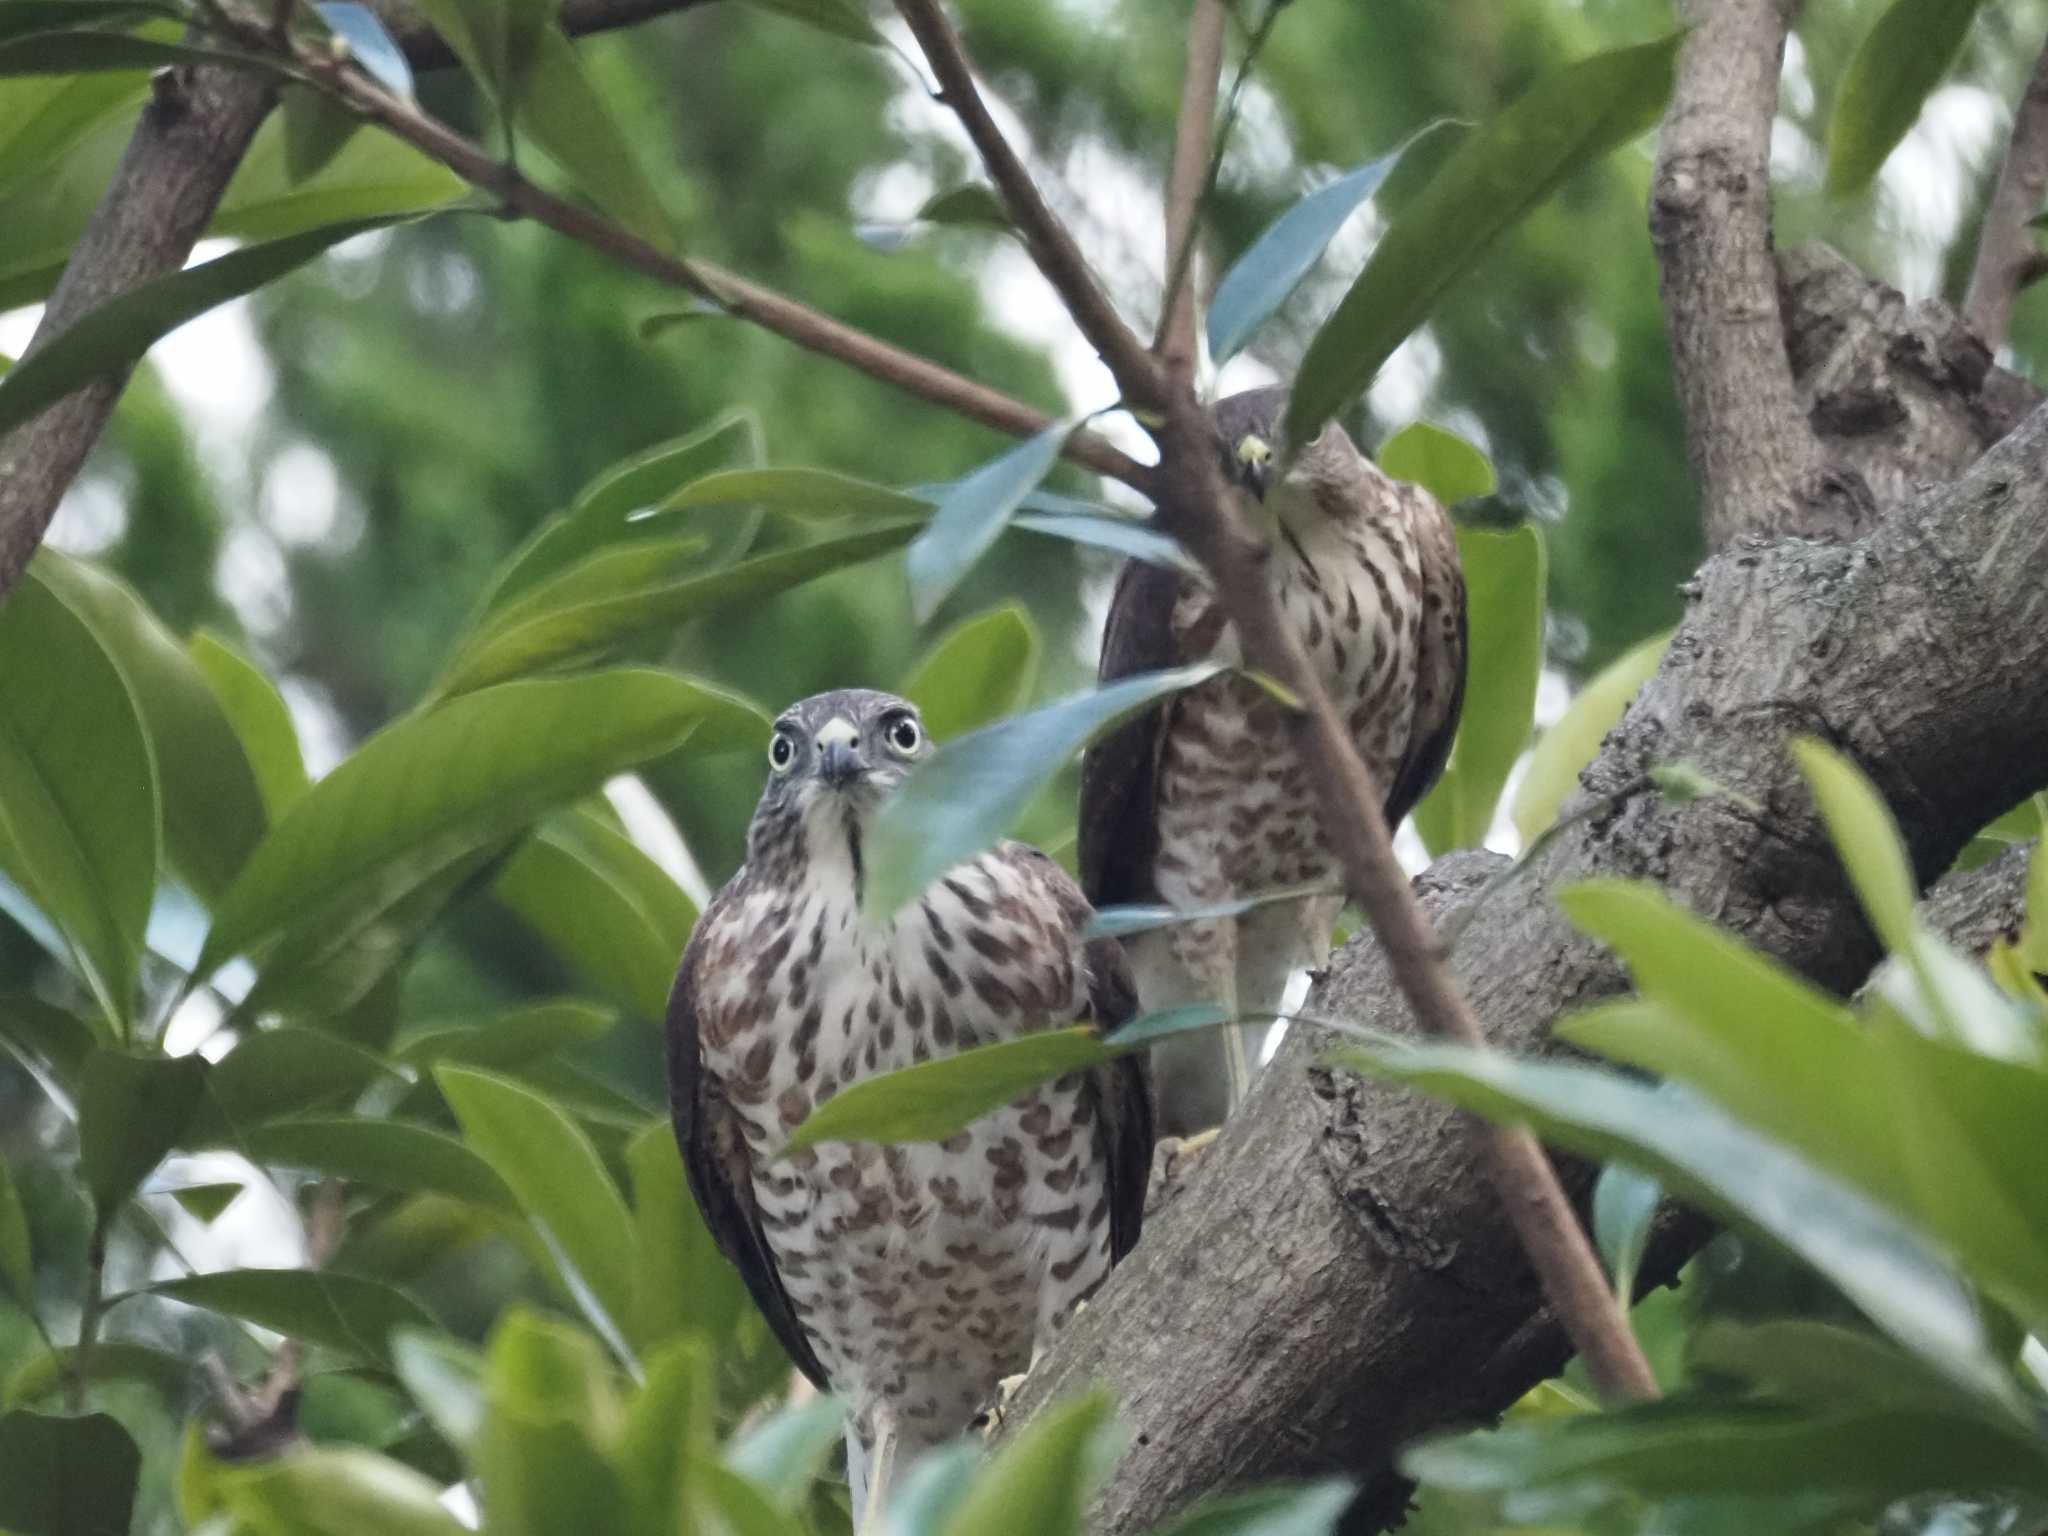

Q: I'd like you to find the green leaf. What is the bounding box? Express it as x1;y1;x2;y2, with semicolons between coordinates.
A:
785;1027;1116;1153
625;1120;745;1350
724;1395;847;1510
517;28;673;248
391;1328;485;1454
1098;1002;1235;1048
186;1026;396;1141
0;2;180;43
1284;34;1679;447
219;1446;468;1536
1825;0;1986;196
195;670;718;983
916;182;1009;229
619;1340;715;1532
1510;629;1671;844
1328;1036;2014;1404
1412;523;1545;854
77;1049;207;1222
207;111;465;245
168;1181;244;1223
494;810;695;1020
2025;835;2048;972
437;1066;638;1347
0;1409;138;1536
1207;125;1454;365
939;1390;1115;1536
658;465;930;523
865;663;1224;917
396;998;616;1072
0;572;157;1032
32;553;269;906
0;215;412;440
474;411;761;621
1147;1479;1356;1536
3;1342;190;1407
189;629;310;820
0;30;290;79
1790;738;1918;953
314;1;415;98
907;418;1081;624
737;0;886;46
1011;510;1199;574
150;1268;436;1369
1592;1160;1659;1309
0;1156;30;1306
282;85;363;185
476;1309;630;1536
881;1442;979;1536
0;992;97;1094
899;604;1041;742
1375;421;1496;506
438;525;916;694
1085;884;1333;942
242;1116;518;1213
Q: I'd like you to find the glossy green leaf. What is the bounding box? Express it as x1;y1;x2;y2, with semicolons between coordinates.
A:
626;1120;744;1350
243;1116;518;1213
476;1309;630;1536
1825;0;1986;196
1329;1036;2013;1403
1147;1479;1356;1536
1208;125;1453;365
907;417;1080;624
1791;738;1918;953
1510;629;1671;843
495;810;694;1020
391;1327;485;1454
2;1342;189;1408
0;1156;30;1306
0;215;410;440
0;30;289;78
0;1409;138;1536
725;1395;847;1509
168;1181;244;1223
1955;793;2045;872
282;85;362;184
207;110;464;245
77;1049;206;1222
438;525;917;694
186;1027;395;1141
397;998;616;1072
0;992;96;1093
0;574;156;1032
1592;1160;1659;1309
785;1027;1116;1152
151;1268;436;1368
1011;510;1199;574
865;663;1224;917
189;629;310;819
32;554;268;906
476;411;761;621
917;182;1009;229
899;604;1041;742
1085;883;1332;942
881;1442;979;1536
657;465;930;523
219;1446;468;1536
939;1390;1115;1536
2025;834;2048;971
1376;421;1496;506
437;1066;638;1345
517;28;673;247
1413;524;1545;854
0;2;179;42
195;670;716;982
1098;1002;1236;1048
738;0;886;45
1692;1319;2018;1420
1285;34;1679;447
619;1339;715;1532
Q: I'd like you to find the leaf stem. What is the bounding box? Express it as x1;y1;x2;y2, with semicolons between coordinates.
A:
69;1222;109;1412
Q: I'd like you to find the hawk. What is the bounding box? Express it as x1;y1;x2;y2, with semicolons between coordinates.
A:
667;689;1152;1524
1080;387;1467;1136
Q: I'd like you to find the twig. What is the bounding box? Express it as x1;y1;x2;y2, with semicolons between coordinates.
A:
890;0;1164;406
1155;0;1227;381
1147;396;1661;1404
1964;36;2048;352
67;1226;109;1412
1649;0;1835;549
0;61;275;603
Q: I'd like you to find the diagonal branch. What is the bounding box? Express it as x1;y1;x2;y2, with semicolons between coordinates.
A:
0;63;276;602
1649;0;1863;549
1963;35;2048;353
1154;0;1227;382
891;0;1164;405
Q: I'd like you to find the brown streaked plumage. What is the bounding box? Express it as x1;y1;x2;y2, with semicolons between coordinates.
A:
668;689;1151;1524
1080;387;1467;1136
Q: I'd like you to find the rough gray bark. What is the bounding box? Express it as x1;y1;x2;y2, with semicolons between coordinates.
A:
1964;38;2048;352
1650;0;1869;549
1006;306;2048;1533
0;64;274;603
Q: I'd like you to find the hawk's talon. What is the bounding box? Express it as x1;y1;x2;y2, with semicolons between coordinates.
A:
971;1372;1031;1443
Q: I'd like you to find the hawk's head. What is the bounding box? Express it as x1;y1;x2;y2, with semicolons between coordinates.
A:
749;688;932;877
1211;386;1362;524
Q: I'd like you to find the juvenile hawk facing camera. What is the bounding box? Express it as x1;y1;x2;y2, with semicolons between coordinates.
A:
1081;387;1468;1136
667;690;1152;1526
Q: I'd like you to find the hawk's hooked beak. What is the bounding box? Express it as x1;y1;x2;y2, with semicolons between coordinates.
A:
1234;433;1274;501
815;717;864;790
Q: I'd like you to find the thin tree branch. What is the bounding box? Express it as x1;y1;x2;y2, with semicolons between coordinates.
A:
0;63;275;604
890;0;1164;405
1155;0;1226;381
1649;0;1860;549
1964;36;2048;352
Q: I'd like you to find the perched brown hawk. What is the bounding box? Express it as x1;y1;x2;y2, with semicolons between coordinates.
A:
1081;387;1467;1136
668;689;1152;1523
